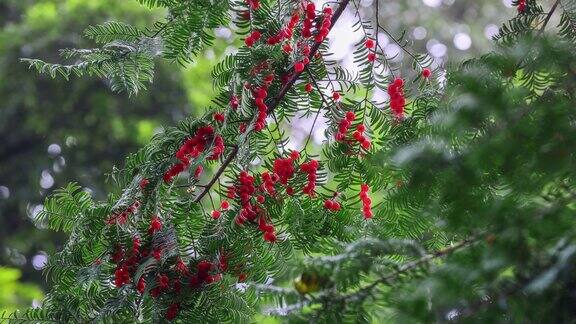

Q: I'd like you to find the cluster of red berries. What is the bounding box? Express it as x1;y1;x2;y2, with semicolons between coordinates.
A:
234;171;260;225
273;152;298;185
106;201;140;225
114;265;131;287
258;216;277;242
261;171;277;195
210;135;225;160
360;183;372;219
335;111;356;141
365;39;376;62
517;0;526;13
323;198;341;212
352;124;371;150
388;78;406;119
300;159;319;196
316;6;334;43
149;273;170;297
112;236;148;288
245;30;262;47
269;12;299;46
228;152;321;242
112;242;226;320
189;260;223;287
253;86;269;131
164;126;223;183
301;3;315;38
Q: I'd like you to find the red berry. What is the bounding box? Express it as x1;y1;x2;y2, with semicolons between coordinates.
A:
137;278;146;294
357;124;366;132
363;209;373;219
264;74;274;83
324;199;334;209
294;61;305;72
331;201;341;211
332;91;341;101
361;139;371;150
165;303;180;321
139;178;149;189
305;83;313;92
230;95;239;109
194;165;203;179
286;187;295;195
256;87;267;99
323;7;333;15
211;210;221;219
214;112;225;123
197;260;212;273
290;150;300;160
345;111;356;120
365;39;375;49
264;231;277;242
256;195;265;204
394;78;404;87
251;30;261;41
367;52;376;62
221;200;230;210
306;3;315;13
422;68;432;78
148;216;162;235
152;248;162;260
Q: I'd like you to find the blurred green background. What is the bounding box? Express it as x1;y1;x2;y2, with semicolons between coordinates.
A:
0;0;517;313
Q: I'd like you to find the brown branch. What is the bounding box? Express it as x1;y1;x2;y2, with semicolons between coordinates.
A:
193;145;238;203
539;0;560;34
193;0;351;202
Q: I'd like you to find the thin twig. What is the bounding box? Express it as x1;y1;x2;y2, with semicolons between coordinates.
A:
539;0;560;34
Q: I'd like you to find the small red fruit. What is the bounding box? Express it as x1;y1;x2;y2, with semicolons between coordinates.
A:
214;112;225;123
294;62;305;72
221;200;230;210
367;52;376;62
422;68;432;78
365;39;375;49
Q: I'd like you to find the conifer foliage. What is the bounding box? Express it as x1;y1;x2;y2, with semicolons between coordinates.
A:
11;0;576;322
